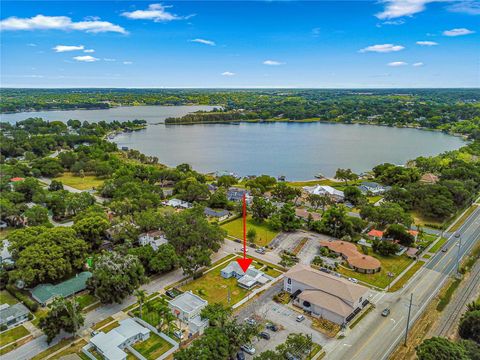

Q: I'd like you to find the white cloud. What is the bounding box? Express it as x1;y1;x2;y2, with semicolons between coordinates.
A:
221;71;235;76
123;61;133;65
376;0;433;19
263;60;284;66
0;15;127;34
84;49;95;53
122;3;191;22
27;43;37;47
416;40;438;46
73;55;99;62
413;62;424;66
103;58;116;62
359;44;405;53
388;61;408;66
447;1;480;15
53;45;84;53
443;28;475;36
190;38;216;46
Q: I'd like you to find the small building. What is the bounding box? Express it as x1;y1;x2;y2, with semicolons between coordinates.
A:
204;207;230;221
138;230;168;251
284;264;370;326
227;187;251;202
168;291;209;336
0;303;30;328
420;173;439;184
295;208;322;222
31;272;92;306
9;177;25;183
220;261;271;289
319;240;381;274
1;240;14;266
367;229;384;240
358;181;388;195
303;185;344;202
207;184;218;192
164;199;192;209
85;318;150;360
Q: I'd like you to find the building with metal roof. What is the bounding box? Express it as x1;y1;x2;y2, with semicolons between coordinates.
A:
30;271;92;305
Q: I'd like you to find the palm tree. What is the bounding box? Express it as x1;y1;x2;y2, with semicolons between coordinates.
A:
134;289;146;319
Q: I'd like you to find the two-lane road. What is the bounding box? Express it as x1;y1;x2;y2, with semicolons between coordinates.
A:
324;205;480;360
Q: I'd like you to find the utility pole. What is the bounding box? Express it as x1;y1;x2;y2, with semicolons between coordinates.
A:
404;293;413;346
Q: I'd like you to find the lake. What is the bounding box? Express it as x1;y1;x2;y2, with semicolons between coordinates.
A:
1;106;465;180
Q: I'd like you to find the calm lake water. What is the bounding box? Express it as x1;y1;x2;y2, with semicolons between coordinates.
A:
2;106;465;180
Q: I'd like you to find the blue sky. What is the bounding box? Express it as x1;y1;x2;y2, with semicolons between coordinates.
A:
1;1;479;88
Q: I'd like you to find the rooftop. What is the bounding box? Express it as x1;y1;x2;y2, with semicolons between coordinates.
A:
319;240;381;270
168;291;207;313
0;303;29;323
31;271;92;304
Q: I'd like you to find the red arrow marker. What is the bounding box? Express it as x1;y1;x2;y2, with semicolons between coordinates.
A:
237;193;252;272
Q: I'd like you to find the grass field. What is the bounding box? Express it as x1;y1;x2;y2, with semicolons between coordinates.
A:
389;261;425;292
0;290;18;305
0;228;12;240
338;253;414;289
55;172;104;190
76;293;98;311
411;210;445;228
31;338;75;360
49;339;89;360
0;325;30;347
221;215;279;247
450;204;479;232
133;333;173;360
430;237;448;253
180;261;249;306
92;316;114;331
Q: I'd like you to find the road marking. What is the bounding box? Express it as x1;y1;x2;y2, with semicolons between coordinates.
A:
392;316;404;330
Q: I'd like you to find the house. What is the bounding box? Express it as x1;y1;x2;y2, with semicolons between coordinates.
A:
420;173;439;184
295;208;322;222
358;181;388;195
207;183;218;192
303;185;344;202
220;261;271;289
319;240;381;273
367;229;384;239
284;264;370;325
1;240;14;266
31;272;92;306
9;177;25;183
138;230;168;251
168;291;209;336
204;207;230;221
84;318;150;360
227;187;251;202
0;303;30;328
164;198;192;209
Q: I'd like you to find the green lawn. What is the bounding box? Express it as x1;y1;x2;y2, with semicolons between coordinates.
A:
0;325;30;347
417;233;438;249
430;237;448;253
49;339;88;360
389;261;425;292
450;204;479;232
55;172;104;190
221;215;279;247
411;210;445;228
133;333;173;360
0;228;12;240
133;296;171;328
180;261;250;306
92;316;114;331
0;290;18;305
338;253;414;289
75;293;98;311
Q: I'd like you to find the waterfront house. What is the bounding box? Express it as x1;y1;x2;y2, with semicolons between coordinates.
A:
303;185;344;202
358;181;388;195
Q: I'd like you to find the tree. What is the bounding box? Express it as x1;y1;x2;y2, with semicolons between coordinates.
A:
416;337;469;360
247;228;257;246
134;289;146;319
372;239;399;256
24;205;49;226
271;183;301;203
384;224;415;246
174;177;209;203
344;186;365;206
179;246;212;278
251;196;275;222
8;227;88;286
316;205;355;238
270;203;300;232
277;333;313;359
128;244;178;275
217;175;237;188
88;252;146;304
459;310;480;343
39;297;84;344
459;339;480;360
65;192;95;217
48;180;64;191
73;215;110;248
174;327;231;360
307;193;331;211
201;303;233;327
335;168;358;185
133;209;163;232
360;202;412;228
209;188;229;209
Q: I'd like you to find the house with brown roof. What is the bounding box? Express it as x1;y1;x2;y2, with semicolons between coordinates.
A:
284;264;370;325
295;208;322;222
420;173;439;184
319;240;381;273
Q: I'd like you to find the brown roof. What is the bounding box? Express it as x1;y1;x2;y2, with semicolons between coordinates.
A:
420;173;439;184
285;264;368;304
319;240;381;270
298;290;354;317
295;208;322;221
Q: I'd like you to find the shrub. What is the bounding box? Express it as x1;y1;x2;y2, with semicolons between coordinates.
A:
6;285;38;312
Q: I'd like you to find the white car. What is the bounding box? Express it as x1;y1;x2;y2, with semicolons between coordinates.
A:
244;318;256;326
348;277;359;284
173;330;184;339
296;315;305;322
241;344;256;355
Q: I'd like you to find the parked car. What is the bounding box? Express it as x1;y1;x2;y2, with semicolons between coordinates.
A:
245;318;256;326
348;277;359;284
165;290;177;298
296;315;305;322
255;247;266;254
173;330;184;339
259;331;271;340
91;330;99;337
442;247;448;252
286;353;300;360
266;323;279;332
319;267;331;274
241;344;256;355
381;308;391;317
236;351;246;360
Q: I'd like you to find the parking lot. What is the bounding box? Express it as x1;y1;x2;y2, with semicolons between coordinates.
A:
243;300;330;358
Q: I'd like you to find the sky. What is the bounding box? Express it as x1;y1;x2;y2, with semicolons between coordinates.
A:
1;0;479;88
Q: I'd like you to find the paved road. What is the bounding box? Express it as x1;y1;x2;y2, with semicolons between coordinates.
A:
323;205;480;360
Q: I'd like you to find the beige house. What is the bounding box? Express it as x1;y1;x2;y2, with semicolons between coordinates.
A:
284;264;369;325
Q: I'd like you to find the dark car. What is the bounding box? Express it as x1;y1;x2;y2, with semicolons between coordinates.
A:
381;308;391;317
259;331;271;340
165;290;176;298
266;323;279;332
236;351;246;360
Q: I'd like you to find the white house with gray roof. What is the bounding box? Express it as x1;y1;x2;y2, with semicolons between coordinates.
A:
168;291;209;336
0;303;30;328
221;261;271;290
